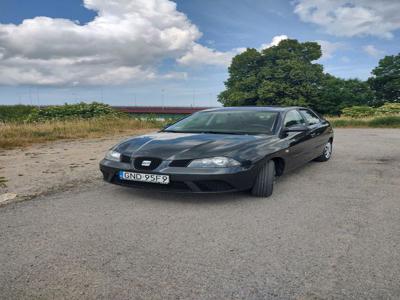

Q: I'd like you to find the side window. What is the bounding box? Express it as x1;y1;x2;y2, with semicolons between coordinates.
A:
284;110;306;127
300;109;320;125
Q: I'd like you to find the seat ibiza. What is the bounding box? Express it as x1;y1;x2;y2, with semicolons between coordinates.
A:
100;107;333;197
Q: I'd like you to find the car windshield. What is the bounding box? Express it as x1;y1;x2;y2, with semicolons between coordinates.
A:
164;110;279;135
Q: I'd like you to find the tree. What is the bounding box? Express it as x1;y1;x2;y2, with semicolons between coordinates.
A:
219;48;262;106
319;75;374;115
368;53;400;103
218;39;325;109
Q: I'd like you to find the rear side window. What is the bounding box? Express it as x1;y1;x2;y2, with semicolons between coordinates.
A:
284;110;306;127
300;109;320;125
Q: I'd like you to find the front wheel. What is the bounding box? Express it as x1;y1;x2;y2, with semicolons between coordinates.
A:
251;160;275;197
314;141;333;162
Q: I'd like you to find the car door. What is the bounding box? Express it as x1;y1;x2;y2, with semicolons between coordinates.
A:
299;109;330;159
281;109;313;171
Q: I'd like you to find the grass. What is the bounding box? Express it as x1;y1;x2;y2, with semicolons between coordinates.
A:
0;105;36;122
0;117;162;149
327;115;400;128
1;113;399;150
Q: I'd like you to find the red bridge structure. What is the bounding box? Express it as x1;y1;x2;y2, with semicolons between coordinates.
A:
113;106;213;115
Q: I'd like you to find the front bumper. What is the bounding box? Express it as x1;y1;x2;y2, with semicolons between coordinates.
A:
99;159;261;193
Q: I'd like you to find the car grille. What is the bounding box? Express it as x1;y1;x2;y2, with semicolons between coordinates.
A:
120;154;131;163
133;157;162;171
194;180;234;192
169;159;192;167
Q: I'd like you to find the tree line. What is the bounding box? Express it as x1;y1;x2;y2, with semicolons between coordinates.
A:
218;39;399;115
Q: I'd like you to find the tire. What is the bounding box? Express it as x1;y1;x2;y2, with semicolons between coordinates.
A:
314;141;333;162
251;160;275;197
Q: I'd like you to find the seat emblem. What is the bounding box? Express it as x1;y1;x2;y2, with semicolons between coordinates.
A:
141;160;151;167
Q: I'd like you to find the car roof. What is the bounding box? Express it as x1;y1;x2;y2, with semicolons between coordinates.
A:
200;106;304;113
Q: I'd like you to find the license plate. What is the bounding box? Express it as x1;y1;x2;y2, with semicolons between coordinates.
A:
119;171;170;185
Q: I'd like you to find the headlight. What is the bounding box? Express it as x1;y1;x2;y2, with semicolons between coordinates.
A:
187;156;240;168
105;150;121;162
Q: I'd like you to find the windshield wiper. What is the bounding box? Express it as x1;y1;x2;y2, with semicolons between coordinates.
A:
199;131;249;135
162;130;252;135
162;130;211;134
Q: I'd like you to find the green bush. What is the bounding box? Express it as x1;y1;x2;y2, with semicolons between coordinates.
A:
375;103;400;115
0;105;36;122
329;115;400;128
26;102;121;122
341;106;375;118
342;102;400;118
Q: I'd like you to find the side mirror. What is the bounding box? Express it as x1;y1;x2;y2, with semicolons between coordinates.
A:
280;125;307;138
282;124;308;133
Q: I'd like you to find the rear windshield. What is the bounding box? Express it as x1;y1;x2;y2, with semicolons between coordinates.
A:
164;110;279;135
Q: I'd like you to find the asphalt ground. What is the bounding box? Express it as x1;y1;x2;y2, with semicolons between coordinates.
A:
0;129;399;299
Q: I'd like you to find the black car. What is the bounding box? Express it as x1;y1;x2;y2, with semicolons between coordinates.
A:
100;107;333;197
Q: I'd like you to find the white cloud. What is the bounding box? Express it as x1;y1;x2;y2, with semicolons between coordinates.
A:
0;1;291;86
179;35;289;67
294;0;400;38
315;40;344;59
362;44;385;57
260;35;288;49
0;0;202;86
177;44;237;67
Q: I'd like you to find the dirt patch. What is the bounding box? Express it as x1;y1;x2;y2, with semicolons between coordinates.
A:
0;129;155;204
356;156;400;165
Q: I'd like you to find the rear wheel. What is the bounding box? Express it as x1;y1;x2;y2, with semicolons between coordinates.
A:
251;160;275;197
314;141;332;162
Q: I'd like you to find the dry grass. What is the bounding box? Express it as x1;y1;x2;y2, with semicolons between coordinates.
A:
0;117;161;149
327;115;400;128
2;114;398;150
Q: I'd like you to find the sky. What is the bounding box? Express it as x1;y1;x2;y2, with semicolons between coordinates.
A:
0;0;399;106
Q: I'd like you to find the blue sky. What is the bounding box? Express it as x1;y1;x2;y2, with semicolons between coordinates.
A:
0;0;399;106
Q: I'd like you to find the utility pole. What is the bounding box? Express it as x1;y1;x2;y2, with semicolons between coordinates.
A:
161;89;165;110
36;87;40;109
29;87;32;106
71;91;77;104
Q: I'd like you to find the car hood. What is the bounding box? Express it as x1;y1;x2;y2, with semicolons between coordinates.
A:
115;131;281;162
